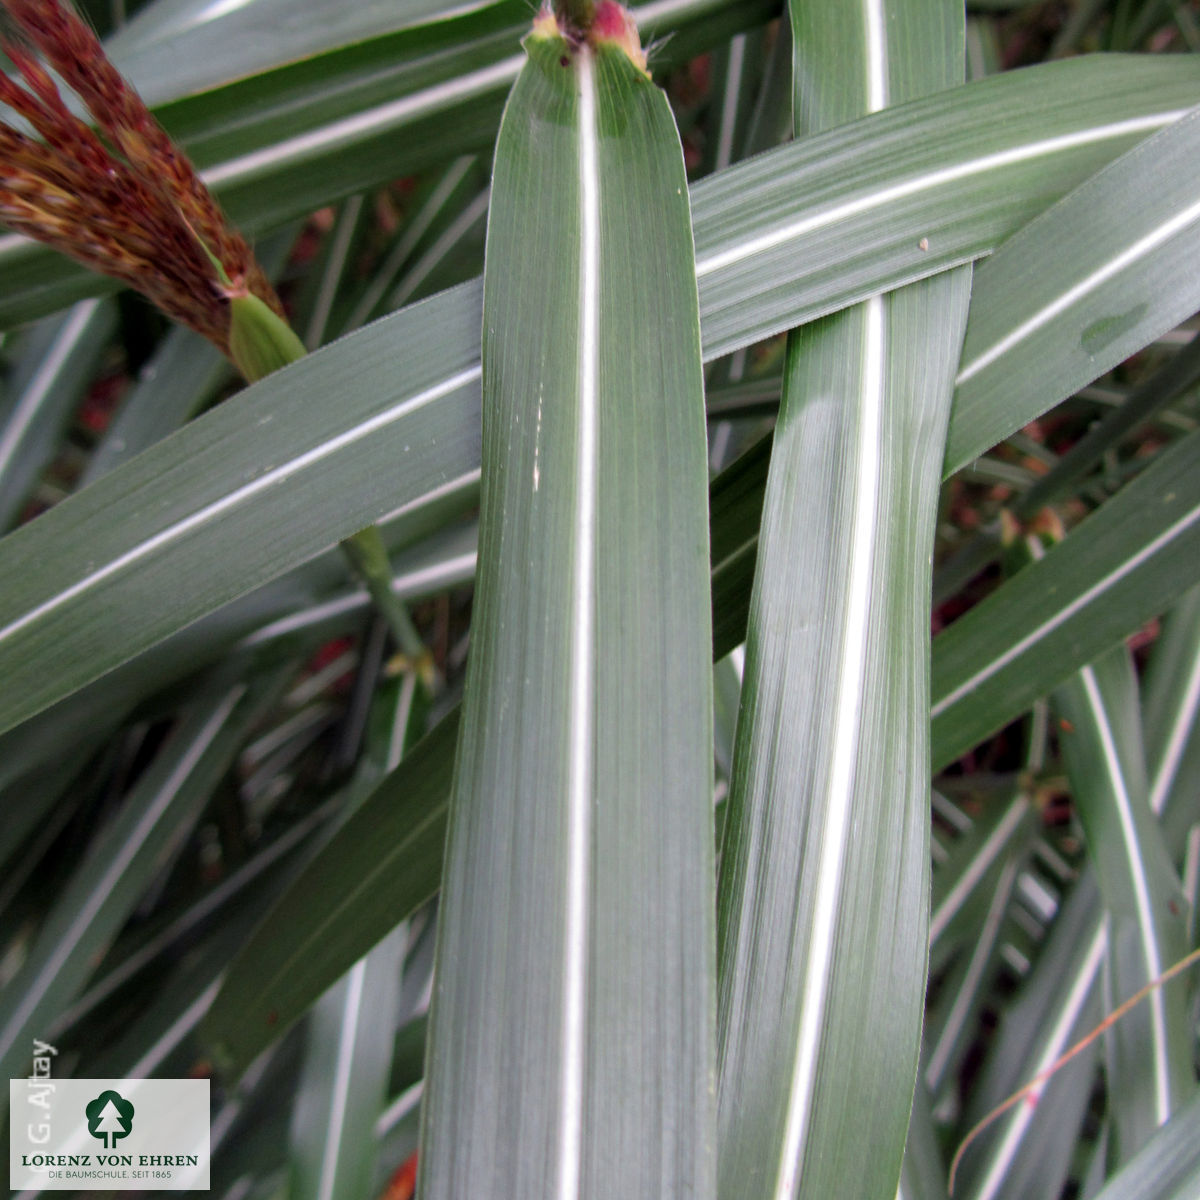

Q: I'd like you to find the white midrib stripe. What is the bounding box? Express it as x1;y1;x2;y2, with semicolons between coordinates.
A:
775;16;888;1190
0;301;102;478
0;686;243;1064
972;920;1107;1200
317;960;368;1200
929;796;1029;945
773;262;885;1200
127;980;220;1079
1078;665;1173;1124
930;498;1200;719
957;191;1200;386
1149;642;1200;815
925;856;1019;1090
201;57;523;188
714;34;745;172
557;47;598;1200
0;366;480;648
694;112;1183;279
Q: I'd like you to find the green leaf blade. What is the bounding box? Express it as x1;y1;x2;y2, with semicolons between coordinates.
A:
946;105;1200;475
715;3;969;1197
0;286;482;737
931;428;1200;769
420;30;715;1199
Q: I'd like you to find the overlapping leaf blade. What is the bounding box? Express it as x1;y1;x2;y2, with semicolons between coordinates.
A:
931;427;1200;769
418;30;715;1198
1051;648;1194;1162
3;57;1198;738
714;3;968;1197
946;105;1200;475
0;0;778;326
1089;1092;1200;1200
205;431;769;1076
0;285;483;735
0;670;288;1090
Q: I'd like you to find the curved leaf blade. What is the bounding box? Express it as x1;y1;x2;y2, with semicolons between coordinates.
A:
946;105;1200;474
0;286;483;736
2;57;1198;736
715;3;968;1197
931;428;1200;769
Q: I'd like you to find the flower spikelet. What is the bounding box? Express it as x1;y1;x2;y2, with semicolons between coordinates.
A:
0;0;282;356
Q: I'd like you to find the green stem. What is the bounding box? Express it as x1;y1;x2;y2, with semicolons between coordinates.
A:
341;526;430;672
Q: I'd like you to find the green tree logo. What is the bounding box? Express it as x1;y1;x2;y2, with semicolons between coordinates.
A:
85;1090;135;1150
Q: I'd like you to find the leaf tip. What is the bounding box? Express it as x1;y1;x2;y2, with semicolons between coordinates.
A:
590;1;648;76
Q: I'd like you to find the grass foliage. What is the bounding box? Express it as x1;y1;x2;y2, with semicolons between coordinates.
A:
1;0;1198;1198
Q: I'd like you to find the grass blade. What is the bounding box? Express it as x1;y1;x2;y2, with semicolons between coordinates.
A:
205;429;770;1076
288;929;404;1200
1141;584;1200;837
0;300;115;530
931;427;1200;769
715;4;968;1196
693;55;1200;357
0;669;288;1090
955;876;1107;1200
419;19;715;1196
1088;1091;1200;1200
0;285;483;736
0;0;777;327
2;60;1197;735
1051;647;1194;1160
946;106;1200;475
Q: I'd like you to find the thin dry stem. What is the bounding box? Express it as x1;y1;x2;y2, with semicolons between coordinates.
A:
948;943;1200;1193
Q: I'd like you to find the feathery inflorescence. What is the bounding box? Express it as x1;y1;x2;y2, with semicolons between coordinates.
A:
0;0;283;356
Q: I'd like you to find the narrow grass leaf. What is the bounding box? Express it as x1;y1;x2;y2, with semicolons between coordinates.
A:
1051;647;1194;1161
930;789;1037;970
0;0;777;326
204;709;456;1078
0;669;288;1091
286;671;424;1200
2;53;1196;333
80;327;230;485
715;4;968;1197
419;23;715;1198
931;427;1200;769
955;875;1107;1200
1016;333;1200;520
0;285;483;736
0;300;114;530
289;927;405;1200
4;60;1195;739
206;431;769;1077
693;55;1200;358
2;60;1198;734
202;417;1199;1077
946;106;1200;475
1088;1090;1200;1200
924;856;1023;1097
1141;584;1200;835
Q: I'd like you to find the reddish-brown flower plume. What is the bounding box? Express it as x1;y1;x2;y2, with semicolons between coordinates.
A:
0;0;283;357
